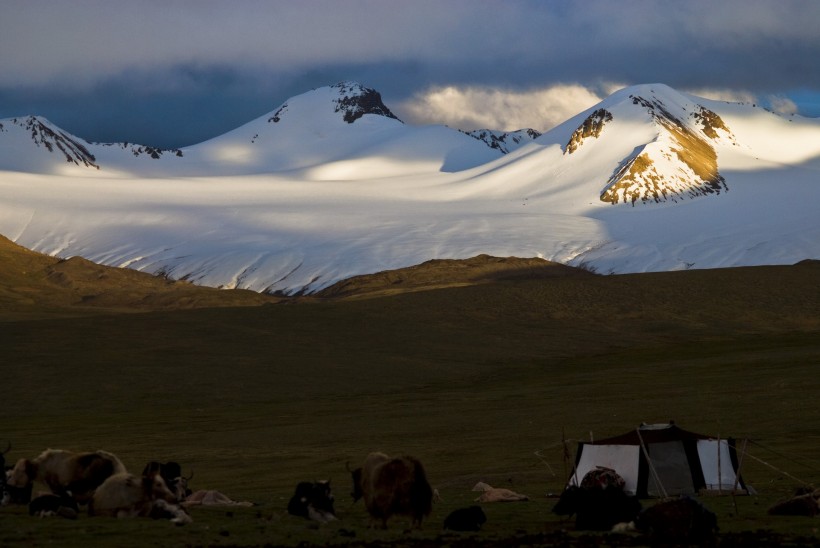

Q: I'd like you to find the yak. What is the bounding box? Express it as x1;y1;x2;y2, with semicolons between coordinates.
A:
553;467;641;531
1;440;11;505
28;492;80;519
553;484;642;531
0;440;9;474
350;451;434;529
142;461;193;501
443;505;487;532
7;449;126;504
88;471;191;524
767;487;820;517
635;496;718;542
287;480;337;523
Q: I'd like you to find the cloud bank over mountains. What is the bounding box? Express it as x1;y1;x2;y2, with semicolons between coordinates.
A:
1;0;818;148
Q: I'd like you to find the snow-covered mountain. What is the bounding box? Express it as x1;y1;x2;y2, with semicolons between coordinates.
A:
0;82;500;177
1;82;818;294
464;128;541;154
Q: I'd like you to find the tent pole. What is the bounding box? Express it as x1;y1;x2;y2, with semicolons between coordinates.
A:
561;427;569;486
636;428;668;499
717;433;722;495
731;438;748;515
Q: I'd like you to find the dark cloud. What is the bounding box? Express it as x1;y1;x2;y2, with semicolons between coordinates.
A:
0;0;818;147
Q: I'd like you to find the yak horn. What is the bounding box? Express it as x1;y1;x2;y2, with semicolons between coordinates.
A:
1;440;10;455
185;470;194;481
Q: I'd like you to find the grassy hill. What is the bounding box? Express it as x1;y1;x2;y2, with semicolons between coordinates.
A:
1;237;819;546
0;234;281;320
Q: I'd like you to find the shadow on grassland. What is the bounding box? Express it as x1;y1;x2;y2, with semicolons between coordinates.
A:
1;236;819;547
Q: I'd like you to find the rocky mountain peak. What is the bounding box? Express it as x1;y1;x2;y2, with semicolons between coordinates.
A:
596;91;736;206
11;115;99;169
267;81;402;126
565;109;613;155
465;128;541;154
330;81;402;124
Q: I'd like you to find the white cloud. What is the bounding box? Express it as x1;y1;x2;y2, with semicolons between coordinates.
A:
767;95;798;116
685;88;798;116
684;87;759;105
396;84;607;132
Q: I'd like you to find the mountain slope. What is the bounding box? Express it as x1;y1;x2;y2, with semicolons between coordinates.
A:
314;254;591;299
531;84;737;205
0;234;279;318
585;90;734;205
0;82;500;177
0;82;818;294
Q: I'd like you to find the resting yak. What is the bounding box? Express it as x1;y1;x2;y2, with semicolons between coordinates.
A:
142;461;193;501
635;496;718;543
553;467;641;531
287;480;337;523
443;505;487;532
767;487;820;517
89;471;191;524
28;492;80;519
7;449;126;504
350;451;434;529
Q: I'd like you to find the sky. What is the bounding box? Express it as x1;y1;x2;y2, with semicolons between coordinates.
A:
1;0;819;149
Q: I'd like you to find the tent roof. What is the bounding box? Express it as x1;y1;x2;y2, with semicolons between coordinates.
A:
585;422;717;446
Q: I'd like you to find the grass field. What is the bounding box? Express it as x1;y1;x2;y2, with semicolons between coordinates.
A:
1;244;819;546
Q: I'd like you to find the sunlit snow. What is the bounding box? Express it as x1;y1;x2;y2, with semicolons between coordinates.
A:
0;82;818;294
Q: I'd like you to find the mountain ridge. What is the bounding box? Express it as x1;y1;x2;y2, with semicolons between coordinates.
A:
3;231;818;317
1;81;818;294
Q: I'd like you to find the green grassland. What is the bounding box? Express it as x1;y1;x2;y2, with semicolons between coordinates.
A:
1;239;819;546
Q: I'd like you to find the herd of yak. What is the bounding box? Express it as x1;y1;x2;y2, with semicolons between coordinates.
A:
2;442;819;543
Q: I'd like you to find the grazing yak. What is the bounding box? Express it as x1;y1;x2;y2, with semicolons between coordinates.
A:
287;480;337;523
142;461;193;501
553;468;641;531
350;451;434;529
443;505;487;532
88;471;191;524
7;449;126;504
635;496;718;542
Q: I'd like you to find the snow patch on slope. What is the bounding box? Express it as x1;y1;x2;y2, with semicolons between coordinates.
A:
0;82;818;294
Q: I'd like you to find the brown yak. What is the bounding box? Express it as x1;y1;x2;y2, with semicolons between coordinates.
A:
350;451;433;529
7;449;126;504
88;471;191;524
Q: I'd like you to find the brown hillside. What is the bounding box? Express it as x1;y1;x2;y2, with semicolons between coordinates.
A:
0;235;280;319
315;254;592;298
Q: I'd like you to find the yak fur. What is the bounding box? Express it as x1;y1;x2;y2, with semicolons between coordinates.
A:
351;452;433;529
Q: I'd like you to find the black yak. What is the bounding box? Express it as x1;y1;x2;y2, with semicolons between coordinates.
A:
635;496;718;542
287;480;337;523
28;492;80;519
553;467;640;531
141;461;193;501
443;505;487;531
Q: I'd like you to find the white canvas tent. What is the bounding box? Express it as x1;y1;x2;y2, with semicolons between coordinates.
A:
569;422;747;498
